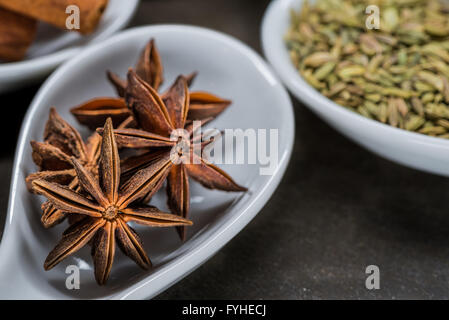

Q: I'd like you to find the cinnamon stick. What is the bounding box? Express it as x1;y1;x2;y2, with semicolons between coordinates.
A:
0;8;37;62
0;0;109;35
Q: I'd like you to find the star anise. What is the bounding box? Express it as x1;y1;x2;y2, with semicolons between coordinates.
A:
101;70;247;240
109;38;164;93
32;118;192;285
25;108;102;228
70;39;232;130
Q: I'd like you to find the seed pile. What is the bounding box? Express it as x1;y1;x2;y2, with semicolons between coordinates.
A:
286;0;449;138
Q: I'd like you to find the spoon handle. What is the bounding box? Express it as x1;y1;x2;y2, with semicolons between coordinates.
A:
0;221;41;299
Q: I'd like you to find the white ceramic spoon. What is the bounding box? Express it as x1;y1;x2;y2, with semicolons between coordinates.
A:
0;25;294;299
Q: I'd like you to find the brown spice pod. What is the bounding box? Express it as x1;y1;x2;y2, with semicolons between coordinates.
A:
0;0;108;35
0;8;37;62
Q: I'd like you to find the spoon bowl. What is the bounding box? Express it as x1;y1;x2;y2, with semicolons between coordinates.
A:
262;0;449;177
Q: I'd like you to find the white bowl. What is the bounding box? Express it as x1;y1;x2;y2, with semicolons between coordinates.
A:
262;0;449;177
0;0;139;93
0;25;294;299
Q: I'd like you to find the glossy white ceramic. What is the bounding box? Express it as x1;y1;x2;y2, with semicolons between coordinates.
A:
262;0;449;177
0;0;139;93
0;25;294;299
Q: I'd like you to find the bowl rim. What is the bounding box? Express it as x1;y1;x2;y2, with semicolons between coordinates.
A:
261;0;449;150
0;0;140;75
5;24;295;299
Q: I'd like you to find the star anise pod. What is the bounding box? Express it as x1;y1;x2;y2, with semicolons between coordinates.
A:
32;118;192;285
110;38;164;93
101;70;247;240
69;97;133;131
25;108;102;228
70;39;231;130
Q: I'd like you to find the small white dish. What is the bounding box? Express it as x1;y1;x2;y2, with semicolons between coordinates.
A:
0;0;139;93
262;0;449;177
0;25;294;299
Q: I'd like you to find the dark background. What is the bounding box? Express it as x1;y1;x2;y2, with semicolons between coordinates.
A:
2;0;449;299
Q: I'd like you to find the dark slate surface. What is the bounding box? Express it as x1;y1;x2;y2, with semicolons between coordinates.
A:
1;0;449;299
